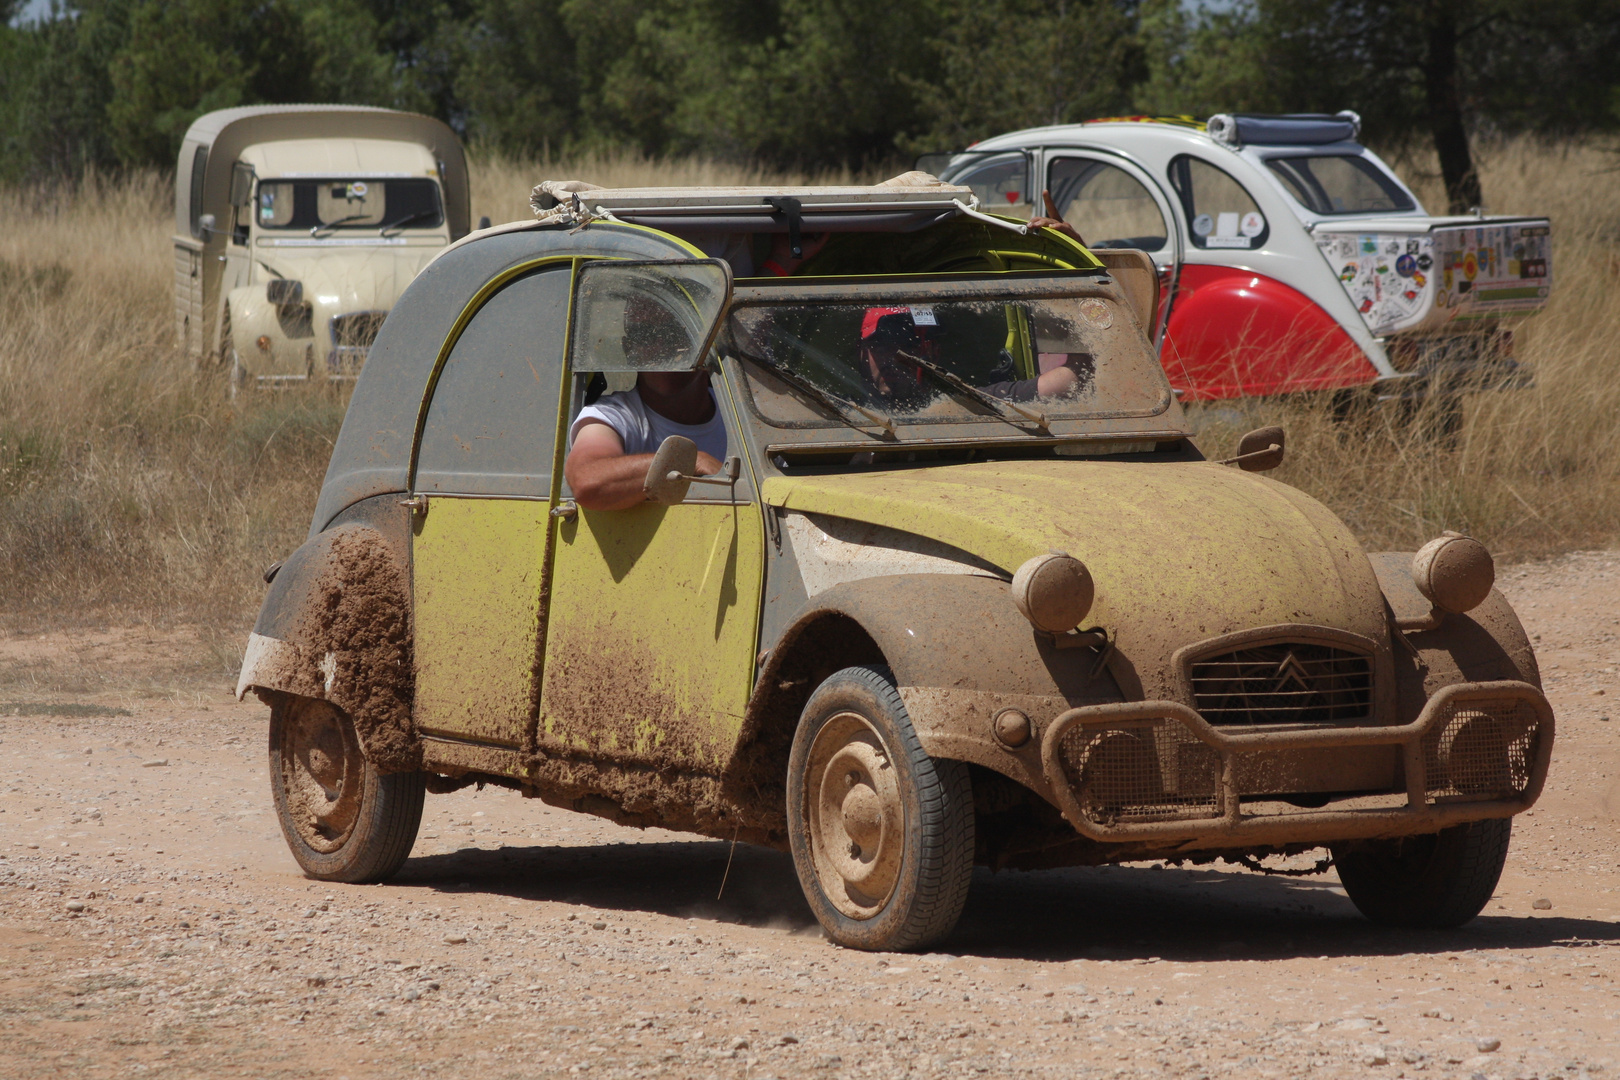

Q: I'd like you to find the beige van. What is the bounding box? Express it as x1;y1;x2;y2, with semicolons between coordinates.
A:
173;105;473;391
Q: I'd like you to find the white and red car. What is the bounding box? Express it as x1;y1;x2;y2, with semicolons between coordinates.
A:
921;113;1551;405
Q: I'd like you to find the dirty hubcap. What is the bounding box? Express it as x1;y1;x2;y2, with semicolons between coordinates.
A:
279;699;364;854
806;712;905;919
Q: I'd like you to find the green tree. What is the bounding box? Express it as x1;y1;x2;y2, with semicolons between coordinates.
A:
904;0;1142;154
1148;0;1620;213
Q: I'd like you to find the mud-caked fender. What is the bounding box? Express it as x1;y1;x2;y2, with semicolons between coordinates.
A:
723;573;1123;821
238;496;419;772
1368;551;1540;720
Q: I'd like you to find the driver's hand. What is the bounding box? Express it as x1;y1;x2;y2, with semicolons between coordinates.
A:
695;451;724;476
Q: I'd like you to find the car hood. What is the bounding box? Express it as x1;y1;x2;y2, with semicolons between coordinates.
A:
254;243;443;319
761;459;1388;700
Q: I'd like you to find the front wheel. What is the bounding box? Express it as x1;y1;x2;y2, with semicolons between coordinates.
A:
269;694;424;882
1332;817;1511;928
787;665;974;951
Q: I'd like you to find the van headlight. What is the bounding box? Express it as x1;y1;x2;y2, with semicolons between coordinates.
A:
1412;533;1495;614
1011;552;1094;633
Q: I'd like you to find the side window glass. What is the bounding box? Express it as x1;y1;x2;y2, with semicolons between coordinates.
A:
188;146;208;238
1046;157;1168;252
1168;155;1270;251
415;266;570;497
921;152;1031;220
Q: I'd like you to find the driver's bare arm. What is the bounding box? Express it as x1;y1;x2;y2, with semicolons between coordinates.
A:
565;421;721;511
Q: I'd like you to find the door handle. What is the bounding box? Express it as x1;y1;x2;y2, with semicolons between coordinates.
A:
400;494;428;514
550;500;578;521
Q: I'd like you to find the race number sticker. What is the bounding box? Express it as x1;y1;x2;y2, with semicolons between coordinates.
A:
908;306;937;326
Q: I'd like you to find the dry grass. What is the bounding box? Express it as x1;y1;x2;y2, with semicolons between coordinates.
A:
0;141;1614;646
1191;136;1620;555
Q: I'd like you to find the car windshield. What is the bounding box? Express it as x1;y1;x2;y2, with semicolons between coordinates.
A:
255;178;444;232
724;285;1170;431
1264;155;1415;215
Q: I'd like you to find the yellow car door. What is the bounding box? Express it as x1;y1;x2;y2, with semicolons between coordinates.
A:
536;378;766;772
409;263;572;750
536;259;765;773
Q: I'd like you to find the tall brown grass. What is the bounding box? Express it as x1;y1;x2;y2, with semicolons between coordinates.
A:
0;142;1613;645
1191;136;1620;553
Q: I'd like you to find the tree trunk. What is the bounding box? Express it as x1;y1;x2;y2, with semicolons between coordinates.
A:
1424;0;1482;213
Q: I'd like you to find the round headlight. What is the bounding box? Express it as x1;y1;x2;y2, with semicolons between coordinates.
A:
1011;552;1094;634
1411;533;1495;614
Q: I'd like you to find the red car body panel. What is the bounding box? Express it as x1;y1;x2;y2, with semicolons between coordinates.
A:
1159;265;1377;400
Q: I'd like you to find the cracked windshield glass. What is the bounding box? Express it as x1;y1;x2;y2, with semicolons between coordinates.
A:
725;292;1169;429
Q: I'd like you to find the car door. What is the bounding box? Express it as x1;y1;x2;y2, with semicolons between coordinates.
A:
1040;150;1182;347
536;260;767;775
409;262;573;750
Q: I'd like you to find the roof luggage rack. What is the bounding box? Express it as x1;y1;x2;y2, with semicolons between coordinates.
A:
1207;111;1361;149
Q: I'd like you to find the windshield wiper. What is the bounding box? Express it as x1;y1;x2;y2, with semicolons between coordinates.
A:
379;210;436;237
309;213;370;238
729;346;895;437
896;349;1049;430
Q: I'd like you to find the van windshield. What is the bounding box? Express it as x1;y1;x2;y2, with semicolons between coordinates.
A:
724;284;1171;432
1265;155;1415;215
255;178;444;233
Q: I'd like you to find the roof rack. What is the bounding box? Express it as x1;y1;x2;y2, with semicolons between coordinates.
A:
1206;111;1361;149
530;175;992;235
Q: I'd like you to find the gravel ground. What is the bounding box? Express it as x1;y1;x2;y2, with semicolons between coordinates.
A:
0;552;1616;1079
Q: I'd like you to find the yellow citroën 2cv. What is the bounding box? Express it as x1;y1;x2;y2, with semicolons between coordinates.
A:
237;174;1551;950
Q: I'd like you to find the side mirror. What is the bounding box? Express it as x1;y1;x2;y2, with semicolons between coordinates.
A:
570;259;732;373
1228;425;1285;472
643;436;699;505
477;215;492;231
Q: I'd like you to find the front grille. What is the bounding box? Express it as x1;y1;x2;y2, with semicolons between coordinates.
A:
1422;699;1542;800
328;311;387;376
1189;642;1373;725
1059;720;1221;825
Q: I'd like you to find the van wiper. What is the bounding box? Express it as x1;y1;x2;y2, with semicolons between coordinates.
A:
310;213;370;238
379;210;436;237
896;348;1049;430
729;347;895;437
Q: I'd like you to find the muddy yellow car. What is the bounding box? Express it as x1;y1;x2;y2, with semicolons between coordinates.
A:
239;176;1552;951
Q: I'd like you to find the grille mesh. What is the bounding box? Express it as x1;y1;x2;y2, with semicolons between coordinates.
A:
1059;721;1221;824
1189;642;1373;725
1422;700;1541;799
328;312;387;376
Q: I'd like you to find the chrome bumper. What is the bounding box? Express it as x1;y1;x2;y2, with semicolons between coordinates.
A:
1040;680;1552;848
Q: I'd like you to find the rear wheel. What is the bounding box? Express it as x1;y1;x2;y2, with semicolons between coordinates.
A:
1332;817;1511;928
268;694;424;882
787;665;974;951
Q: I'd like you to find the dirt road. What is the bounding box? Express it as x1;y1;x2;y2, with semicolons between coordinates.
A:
1;553;1616;1080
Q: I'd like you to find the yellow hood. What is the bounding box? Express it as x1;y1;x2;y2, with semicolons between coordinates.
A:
762;459;1387;699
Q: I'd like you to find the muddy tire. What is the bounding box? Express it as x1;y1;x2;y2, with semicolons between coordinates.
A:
787;665;974;951
1332;817;1511;928
269;695;424;883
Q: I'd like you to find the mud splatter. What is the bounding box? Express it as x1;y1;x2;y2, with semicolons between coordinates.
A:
313;527;418;773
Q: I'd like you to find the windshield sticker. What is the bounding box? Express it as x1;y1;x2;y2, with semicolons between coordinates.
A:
1191;213;1213;237
908;306;938;326
1077;298;1112;329
1240;212;1265;237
